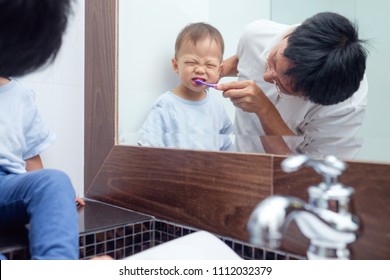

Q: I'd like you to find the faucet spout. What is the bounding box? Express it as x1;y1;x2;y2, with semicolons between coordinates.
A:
247;195;308;249
247;195;361;259
247;155;362;259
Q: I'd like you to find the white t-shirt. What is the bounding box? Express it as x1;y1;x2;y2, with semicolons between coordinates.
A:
0;79;56;174
138;91;234;151
234;19;367;159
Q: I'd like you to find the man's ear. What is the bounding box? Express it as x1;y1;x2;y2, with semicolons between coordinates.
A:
171;58;179;73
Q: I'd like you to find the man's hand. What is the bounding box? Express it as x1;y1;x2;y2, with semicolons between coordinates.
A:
217;80;295;136
217;80;271;115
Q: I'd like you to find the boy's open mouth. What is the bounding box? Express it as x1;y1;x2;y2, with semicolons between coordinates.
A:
192;78;205;85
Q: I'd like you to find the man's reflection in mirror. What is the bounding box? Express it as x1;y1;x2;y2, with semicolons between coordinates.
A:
217;12;368;159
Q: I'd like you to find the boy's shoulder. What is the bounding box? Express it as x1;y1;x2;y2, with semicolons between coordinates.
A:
153;91;177;107
0;79;35;105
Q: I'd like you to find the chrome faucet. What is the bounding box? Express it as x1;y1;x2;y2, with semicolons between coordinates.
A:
247;155;361;260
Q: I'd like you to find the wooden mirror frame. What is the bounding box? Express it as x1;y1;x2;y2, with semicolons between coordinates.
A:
85;0;117;191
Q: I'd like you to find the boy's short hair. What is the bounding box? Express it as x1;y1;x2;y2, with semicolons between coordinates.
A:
0;0;74;77
174;22;224;60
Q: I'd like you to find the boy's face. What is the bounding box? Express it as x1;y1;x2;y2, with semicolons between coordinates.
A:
172;36;223;93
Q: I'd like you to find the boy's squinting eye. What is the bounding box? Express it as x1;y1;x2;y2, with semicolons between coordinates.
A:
206;63;217;68
184;61;196;66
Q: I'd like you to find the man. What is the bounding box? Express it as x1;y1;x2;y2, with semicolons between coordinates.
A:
217;12;368;158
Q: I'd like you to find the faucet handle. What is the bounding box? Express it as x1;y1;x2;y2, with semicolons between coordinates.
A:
282;155;356;215
281;155;347;188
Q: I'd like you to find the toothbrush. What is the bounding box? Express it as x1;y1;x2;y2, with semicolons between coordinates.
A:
194;79;219;89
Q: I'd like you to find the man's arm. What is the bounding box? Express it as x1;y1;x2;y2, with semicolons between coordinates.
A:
260;136;294;155
221;55;239;77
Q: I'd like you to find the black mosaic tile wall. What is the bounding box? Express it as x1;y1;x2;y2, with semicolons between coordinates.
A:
1;200;305;260
0;227;30;260
152;219;306;260
1;244;30;260
79;220;154;259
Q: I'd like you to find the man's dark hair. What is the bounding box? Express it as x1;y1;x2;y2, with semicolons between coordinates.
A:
0;0;74;77
284;12;368;105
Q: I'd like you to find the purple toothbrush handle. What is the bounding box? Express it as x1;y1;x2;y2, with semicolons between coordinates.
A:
194;79;219;89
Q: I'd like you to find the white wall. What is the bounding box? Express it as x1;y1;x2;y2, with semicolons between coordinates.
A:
20;0;85;197
118;0;271;143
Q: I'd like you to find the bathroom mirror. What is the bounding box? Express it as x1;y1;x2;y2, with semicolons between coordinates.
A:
85;0;390;191
84;1;390;260
117;0;390;163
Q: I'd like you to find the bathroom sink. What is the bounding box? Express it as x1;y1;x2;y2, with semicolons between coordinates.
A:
125;231;242;260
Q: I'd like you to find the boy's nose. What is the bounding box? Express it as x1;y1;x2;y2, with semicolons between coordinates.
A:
194;65;206;73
